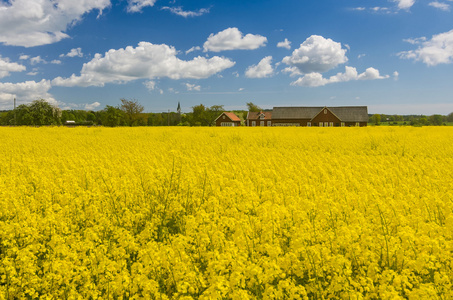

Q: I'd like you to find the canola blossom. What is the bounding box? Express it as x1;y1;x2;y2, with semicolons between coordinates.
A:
0;126;452;299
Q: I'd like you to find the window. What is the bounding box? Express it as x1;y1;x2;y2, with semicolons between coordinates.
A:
222;115;225;119
267;121;271;126
252;121;256;127
273;123;300;126
221;122;233;127
319;122;323;127
341;122;345;127
260;114;265;119
330;122;333;127
260;121;264;127
324;109;327;114
356;122;360;127
307;122;311;127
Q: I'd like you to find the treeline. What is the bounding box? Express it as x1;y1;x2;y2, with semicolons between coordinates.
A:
2;99;452;127
369;113;453;126
0;99;247;127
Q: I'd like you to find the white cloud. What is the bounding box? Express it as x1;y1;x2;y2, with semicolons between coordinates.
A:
85;101;101;110
161;6;210;17
51;60;62;64
19;55;30;60
52;42;235;87
0;0;111;47
0;79;55;109
372;6;390;12
203;27;267;52
291;66;389;87
144;80;156;90
358;54;366;59
27;71;38;76
393;71;399;80
186;46;201;54
127;0;156;13
398;29;453;66
429;1;450;11
393;0;415;9
61;47;83;58
0;56;26;78
30;56;47;65
353;7;366;11
238;88;245;91
282;35;348;74
403;37;427;45
277;38;291;50
245;56;274;78
185;83;201;91
282;66;303;77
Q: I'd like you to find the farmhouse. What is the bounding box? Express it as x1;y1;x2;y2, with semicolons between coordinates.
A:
246;111;272;127
215;112;242;127
271;106;368;127
244;106;368;127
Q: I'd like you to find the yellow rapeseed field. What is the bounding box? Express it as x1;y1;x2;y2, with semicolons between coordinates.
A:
1;126;452;299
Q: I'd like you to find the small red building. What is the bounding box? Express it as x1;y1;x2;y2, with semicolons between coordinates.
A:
215;112;242;127
246;111;273;127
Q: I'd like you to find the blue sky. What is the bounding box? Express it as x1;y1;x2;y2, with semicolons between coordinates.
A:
0;0;452;114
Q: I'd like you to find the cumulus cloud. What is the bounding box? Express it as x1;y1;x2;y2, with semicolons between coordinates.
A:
291;66;389;87
61;47;83;58
0;56;26;78
277;38;291;50
245;56;274;78
52;42;235;87
0;0;111;47
203;27;267;52
185;83;201;91
428;1;450;11
393;71;399;80
393;0;415;9
144;80;156;90
127;0;156;13
161;6;210;17
282;35;348;75
186;46;201;54
30;56;47;65
398;29;453;66
85;101;101;110
0;79;55;109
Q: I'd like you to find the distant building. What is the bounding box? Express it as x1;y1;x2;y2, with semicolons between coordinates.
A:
215;112;241;127
246;111;272;127
271;106;368;127
244;106;368;127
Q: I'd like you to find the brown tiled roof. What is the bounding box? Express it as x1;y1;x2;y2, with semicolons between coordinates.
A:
272;106;368;122
247;111;272;120
223;112;241;121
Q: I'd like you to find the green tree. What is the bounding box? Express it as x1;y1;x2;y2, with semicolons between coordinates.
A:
447;112;453;122
100;105;125;127
429;114;443;126
120;98;145;126
246;102;262;112
14;99;61;126
372;114;381;125
191;104;224;126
